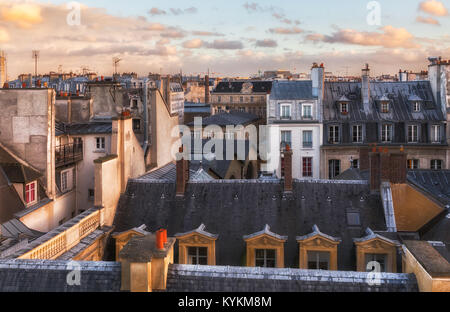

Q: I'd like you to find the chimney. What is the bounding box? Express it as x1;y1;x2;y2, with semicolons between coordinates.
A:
370;149;407;191
283;144;293;193
311;63;324;100
163;75;171;104
204;75;210;103
362;64;371;113
359;147;370;171
176;146;189;196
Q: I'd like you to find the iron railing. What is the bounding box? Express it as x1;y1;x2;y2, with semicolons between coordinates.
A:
55;142;83;167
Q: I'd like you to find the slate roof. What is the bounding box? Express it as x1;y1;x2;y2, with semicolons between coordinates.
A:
270;80;316;100
0;259;121;292
56;122;112;136
323;81;445;122
0;219;44;239
187;111;259;127
137;162;214;182
213;81;272;94
166;264;418;292
407;170;450;206
113;179;387;270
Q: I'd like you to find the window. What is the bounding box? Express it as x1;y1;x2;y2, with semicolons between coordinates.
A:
352;125;363;143
431;159;442;170
303;105;312;118
381;101;389;113
229;96;233;103
25;181;37;205
365;253;387;273
218;96;221;103
238;107;245;112
381;124;392;143
352;159;360;169
303;157;313;177
255;249;276;268
187;247;208;265
280;131;292;150
132;119;141;131
307;251;330;270
280;104;291;119
412;101;420;112
250;96;254;103
240;96;244;103
96;137;105;150
131;99;138;108
407;159;419;169
60;169;73;193
340;102;348;113
408;125;418;143
431;125;441;143
88;189;95;201
303;131;313;148
347;212;361;226
329;125;340;143
217;106;223;113
328;160;340;179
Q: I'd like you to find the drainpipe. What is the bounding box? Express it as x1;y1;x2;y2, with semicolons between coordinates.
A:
143;79;149;154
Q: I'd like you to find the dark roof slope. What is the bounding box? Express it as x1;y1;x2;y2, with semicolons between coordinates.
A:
56;122;113;136
270;80;316;100
213;81;272;94
323;81;445;122
113;179;386;270
188;111;259;127
0;259;121;292
166;264;418;292
407;170;450;206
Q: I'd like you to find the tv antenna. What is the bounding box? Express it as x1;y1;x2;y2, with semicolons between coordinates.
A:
113;57;122;76
32;50;40;78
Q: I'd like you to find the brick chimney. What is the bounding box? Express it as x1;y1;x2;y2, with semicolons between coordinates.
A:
176;146;189;196
204;75;210;103
283;144;293;193
370;149;407;191
362;64;371;113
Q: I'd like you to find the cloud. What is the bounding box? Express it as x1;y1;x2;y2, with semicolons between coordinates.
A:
243;2;263;13
272;12;293;24
192;31;224;37
0;28;9;42
306;26;420;49
183;39;204;49
416;16;441;25
162;29;186;38
147;23;166;31
0;3;43;28
268;27;303;34
149;7;166;16
255;39;278;48
418;0;448;16
170;7;198;15
206;40;244;50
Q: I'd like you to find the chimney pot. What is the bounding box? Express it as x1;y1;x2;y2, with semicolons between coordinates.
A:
156;230;165;250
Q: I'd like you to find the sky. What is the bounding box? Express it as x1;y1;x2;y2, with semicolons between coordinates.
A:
0;0;449;79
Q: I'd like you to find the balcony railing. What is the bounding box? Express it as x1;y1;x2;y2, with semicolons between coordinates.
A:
55;143;83;167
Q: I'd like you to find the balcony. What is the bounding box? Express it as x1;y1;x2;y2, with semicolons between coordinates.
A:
55;143;83;168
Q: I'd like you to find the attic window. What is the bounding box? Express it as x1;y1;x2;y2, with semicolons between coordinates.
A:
340;102;348;114
412;101;420;112
381;101;389;113
347;212;361;226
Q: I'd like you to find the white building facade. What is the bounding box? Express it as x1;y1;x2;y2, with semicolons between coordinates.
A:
265;65;324;179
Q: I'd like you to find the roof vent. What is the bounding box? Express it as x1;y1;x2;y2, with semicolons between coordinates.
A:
327;196;332;201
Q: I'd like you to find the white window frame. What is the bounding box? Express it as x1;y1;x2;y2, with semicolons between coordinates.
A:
60;168;73;193
280;104;291;119
329;125;340;143
412;101;420;112
353;125;363;143
431;125;441;143
255;249;276;268
96;137;106;150
340;102;348;113
408;125;418;143
381;101;389;113
302;104;313;119
431;159;442;170
381;124;392;143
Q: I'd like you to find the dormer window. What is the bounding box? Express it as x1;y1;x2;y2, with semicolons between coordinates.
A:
340;102;348;114
280;104;291;119
412;101;420;112
25;181;37;205
381;101;389;113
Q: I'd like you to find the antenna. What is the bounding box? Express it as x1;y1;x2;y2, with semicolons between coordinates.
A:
113;57;122;76
32;50;40;78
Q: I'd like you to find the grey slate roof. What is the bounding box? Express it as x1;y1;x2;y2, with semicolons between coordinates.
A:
0;259;121;292
113;179;387;270
243;224;288;241
353;228;399;245
166;264;418;292
407;170;450;206
270;80;316;100
296;225;341;242
213;81;272;94
187;111;259;127
175;224;218;239
56;122;112;136
323;81;445;122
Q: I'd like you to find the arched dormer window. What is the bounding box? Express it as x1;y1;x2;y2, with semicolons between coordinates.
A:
337;95;350;115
